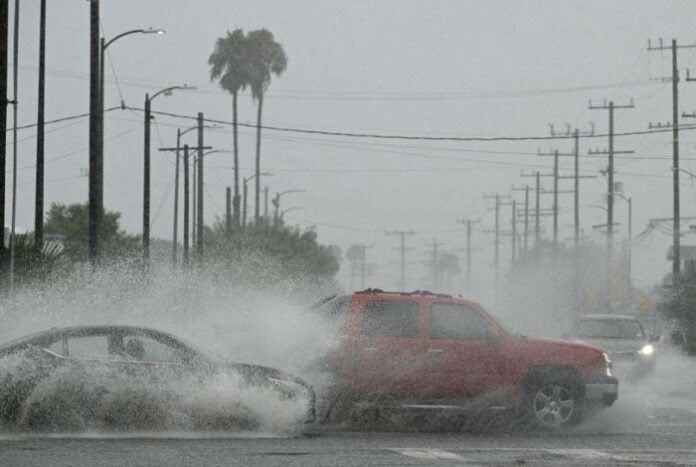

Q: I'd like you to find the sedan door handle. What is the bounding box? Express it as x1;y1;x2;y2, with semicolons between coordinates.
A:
427;348;444;353
362;347;377;352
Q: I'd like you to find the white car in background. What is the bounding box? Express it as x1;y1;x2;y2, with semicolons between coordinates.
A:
566;314;657;382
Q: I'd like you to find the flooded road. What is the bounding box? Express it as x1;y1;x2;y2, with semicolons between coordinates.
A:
1;354;695;466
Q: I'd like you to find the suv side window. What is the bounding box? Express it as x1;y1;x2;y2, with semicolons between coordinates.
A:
362;300;419;337
429;303;490;340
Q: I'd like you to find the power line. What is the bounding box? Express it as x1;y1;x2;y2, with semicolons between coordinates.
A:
128;106;696;143
7;105;121;132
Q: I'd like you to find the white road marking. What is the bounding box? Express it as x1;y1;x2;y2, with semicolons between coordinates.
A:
544;448;616;460
391;448;467;462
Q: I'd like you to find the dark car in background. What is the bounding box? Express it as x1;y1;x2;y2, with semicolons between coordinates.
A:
0;325;315;430
566;314;657;382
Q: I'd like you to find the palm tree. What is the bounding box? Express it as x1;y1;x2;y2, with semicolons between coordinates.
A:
245;29;287;224
209;29;248;229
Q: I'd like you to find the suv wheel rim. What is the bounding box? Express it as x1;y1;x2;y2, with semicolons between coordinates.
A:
532;384;575;427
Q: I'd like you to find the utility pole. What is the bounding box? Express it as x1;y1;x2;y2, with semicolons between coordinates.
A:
158;141;211;265
88;0;100;265
456;218;481;295
520;171;556;244
535;172;540;243
0;0;7;259
549;123;596;246
647;38;696;288
172;129;181;264
386;230;414;291
143;93;151;262
484;193;511;292
512;201;519;263
425;239;444;290
34;0;46;250
524;186;529;252
192;157;196;245
589;99;634;281
226;187;232;236
183;145;190;268
511;185;532;253
536;149;574;248
357;244;373;289
196;112;204;263
264;185;269;225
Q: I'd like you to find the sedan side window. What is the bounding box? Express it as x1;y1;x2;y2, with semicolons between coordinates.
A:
362;300;419;337
429;303;490;340
48;335;110;359
123;335;186;363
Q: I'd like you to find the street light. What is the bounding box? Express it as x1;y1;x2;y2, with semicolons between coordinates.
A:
143;84;195;262
614;191;633;305
243;173;274;227
99;28;164;210
272;189;305;226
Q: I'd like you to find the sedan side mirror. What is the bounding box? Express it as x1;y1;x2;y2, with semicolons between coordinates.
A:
649;334;660;343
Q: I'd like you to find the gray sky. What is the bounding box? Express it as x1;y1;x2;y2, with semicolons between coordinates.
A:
7;0;696;298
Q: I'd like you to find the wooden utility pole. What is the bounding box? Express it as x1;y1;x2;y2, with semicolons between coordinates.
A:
226;187;232;236
183;145;190;268
88;0;100;265
649;38;696;287
484;193;511;292
0;0;8;256
511;200;517;263
196;112;204;263
34;0;46;250
158;142;210;265
425;239;444;290
536;149;573;248
589;99;634;279
549;124;596;246
386;230;414;291
456;218;481;295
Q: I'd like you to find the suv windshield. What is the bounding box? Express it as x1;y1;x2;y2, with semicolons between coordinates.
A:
575;319;645;340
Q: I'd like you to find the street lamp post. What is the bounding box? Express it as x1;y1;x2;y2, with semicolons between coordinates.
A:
272;189;305;226
243;173;274;227
615;191;632;306
99;28;163;224
143;85;194;262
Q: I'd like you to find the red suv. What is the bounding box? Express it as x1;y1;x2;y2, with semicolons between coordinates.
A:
315;289;617;430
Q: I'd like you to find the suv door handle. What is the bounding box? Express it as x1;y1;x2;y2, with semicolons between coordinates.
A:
427;348;444;353
362;347;377;352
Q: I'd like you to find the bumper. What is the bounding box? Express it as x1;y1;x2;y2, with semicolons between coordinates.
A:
585;374;618;406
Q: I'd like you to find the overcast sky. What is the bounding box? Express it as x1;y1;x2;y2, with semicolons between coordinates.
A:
6;0;696;298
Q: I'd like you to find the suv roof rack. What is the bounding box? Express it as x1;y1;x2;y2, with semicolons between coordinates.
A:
355;288;385;294
354;288;452;298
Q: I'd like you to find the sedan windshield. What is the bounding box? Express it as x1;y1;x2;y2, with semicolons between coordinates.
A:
576;319;645;339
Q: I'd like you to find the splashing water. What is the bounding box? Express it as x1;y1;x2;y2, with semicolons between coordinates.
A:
0;260;340;434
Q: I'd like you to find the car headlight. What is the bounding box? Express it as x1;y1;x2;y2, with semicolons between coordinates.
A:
638;344;654;356
603;352;613;376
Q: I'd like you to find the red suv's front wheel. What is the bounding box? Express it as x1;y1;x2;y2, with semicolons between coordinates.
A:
524;376;583;430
